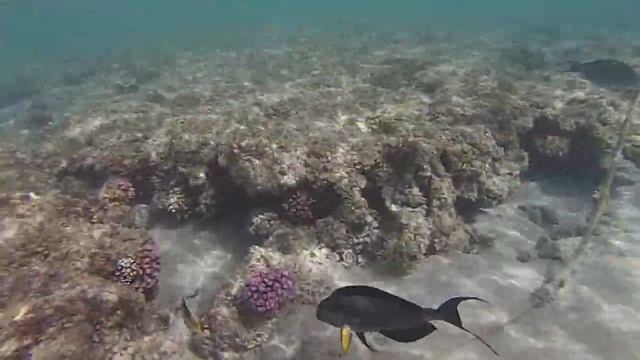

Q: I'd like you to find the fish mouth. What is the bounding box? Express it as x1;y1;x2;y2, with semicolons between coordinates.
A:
316;300;343;328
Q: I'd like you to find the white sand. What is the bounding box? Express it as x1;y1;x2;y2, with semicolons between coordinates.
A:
254;160;640;360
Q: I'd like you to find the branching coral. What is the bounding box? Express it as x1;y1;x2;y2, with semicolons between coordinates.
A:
166;187;187;215
239;267;296;316
155;186;191;220
112;239;160;301
249;212;282;239
113;257;140;285
99;177;136;206
282;189;316;223
136;240;161;296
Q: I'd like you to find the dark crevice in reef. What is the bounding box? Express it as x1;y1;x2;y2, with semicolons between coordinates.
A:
206;164;343;228
520;114;606;183
439;149;456;174
361;180;388;221
454;197;481;223
438;146;488;222
56;159;110;191
361;169;404;236
54;148;345;231
278;181;343;226
208;161;262;223
310;184;343;219
54;153;162;203
451;168;486;222
128;161;163;205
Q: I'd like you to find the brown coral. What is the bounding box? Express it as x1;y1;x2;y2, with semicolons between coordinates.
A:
99;177;136;206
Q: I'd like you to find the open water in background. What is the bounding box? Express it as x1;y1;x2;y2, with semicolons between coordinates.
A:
2;1;640;359
1;0;640;84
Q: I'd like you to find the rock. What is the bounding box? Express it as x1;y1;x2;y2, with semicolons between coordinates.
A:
115;80;140;94
500;42;548;71
535;235;562;260
145;89;168;104
62;63;97;85
171;92;201;108
25;99;54;129
548;223;583;240
133;204;150;229
532;135;571;158
517;203;560;229
612;159;640;186
535;235;582;261
366;57;432;90
516;249;532;263
471;231;496;248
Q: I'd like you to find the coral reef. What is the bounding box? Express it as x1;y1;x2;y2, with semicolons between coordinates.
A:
100;177;136;206
113;257;140;285
112;239;161;301
151;186;194;221
520;96;621;177
2;24;639;359
249;212;282;239
239;267;296;315
167;246;328;358
282;189;316;224
0;195;167;359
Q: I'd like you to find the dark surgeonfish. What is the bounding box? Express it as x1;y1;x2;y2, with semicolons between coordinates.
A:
567;58;639;90
316;285;499;356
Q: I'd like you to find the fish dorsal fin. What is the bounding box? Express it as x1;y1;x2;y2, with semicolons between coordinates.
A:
333;285;422;309
379;323;438;343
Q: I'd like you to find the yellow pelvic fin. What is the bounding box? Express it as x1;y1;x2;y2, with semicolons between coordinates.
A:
340;325;352;354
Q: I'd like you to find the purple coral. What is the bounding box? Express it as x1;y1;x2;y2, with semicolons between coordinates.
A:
135;239;160;299
112;239;160;301
241;267;296;315
283;190;315;222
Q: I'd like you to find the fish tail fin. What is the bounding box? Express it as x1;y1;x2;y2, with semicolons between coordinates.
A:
433;297;500;357
434;296;488;327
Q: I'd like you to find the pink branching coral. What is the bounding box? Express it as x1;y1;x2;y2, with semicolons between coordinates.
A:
136;240;161;297
240;267;296;315
113;239;160;301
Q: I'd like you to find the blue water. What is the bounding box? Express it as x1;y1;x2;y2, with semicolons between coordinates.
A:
2;1;640;359
1;0;639;84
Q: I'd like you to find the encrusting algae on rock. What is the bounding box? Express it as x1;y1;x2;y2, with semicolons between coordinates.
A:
0;193;169;359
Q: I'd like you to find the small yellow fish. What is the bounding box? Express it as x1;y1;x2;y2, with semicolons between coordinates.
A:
180;289;204;334
340;325;352;354
181;297;203;334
